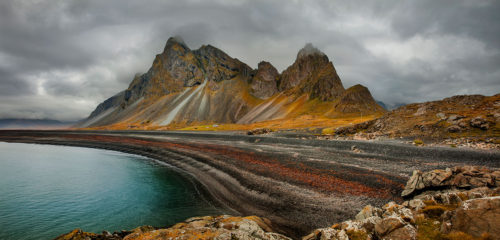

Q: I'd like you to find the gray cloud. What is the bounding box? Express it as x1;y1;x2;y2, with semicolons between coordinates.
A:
0;67;34;96
0;0;499;121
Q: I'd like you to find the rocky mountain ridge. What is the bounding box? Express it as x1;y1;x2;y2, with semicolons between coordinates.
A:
78;37;384;129
334;93;500;141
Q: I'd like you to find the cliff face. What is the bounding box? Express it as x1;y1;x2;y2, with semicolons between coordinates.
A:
79;39;384;129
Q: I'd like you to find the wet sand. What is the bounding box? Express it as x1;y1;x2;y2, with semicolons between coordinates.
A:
0;130;498;238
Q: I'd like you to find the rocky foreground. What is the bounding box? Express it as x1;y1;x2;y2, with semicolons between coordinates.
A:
56;166;500;240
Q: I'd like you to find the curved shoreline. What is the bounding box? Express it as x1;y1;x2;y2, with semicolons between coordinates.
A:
1;130;499;238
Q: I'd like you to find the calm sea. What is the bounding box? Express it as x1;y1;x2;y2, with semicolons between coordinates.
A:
0;142;225;240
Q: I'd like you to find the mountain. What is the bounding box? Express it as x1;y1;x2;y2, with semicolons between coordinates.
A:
78;38;385;129
0;119;74;129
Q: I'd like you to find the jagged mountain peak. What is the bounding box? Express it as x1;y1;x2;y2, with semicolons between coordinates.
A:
250;61;279;99
297;43;326;59
164;36;188;49
194;44;231;60
278;44;342;100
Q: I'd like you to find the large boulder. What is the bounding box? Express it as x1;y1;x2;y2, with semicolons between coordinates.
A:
302;228;349;240
446;196;500;238
469;116;489;130
402;166;500;197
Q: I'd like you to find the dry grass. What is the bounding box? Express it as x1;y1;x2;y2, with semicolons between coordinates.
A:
82;113;382;132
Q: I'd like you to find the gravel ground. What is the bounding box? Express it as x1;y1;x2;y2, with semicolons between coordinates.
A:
0;130;498;238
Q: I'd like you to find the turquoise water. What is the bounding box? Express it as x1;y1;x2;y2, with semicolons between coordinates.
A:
0;142;225;240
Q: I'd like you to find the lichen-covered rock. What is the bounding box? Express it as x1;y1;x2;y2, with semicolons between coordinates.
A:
446;196;500;238
56;216;290;240
122;226;155;240
382;224;416;240
469;116;489;130
302;166;499;240
355;205;382;221
54;229;98;240
382;202;414;224
374;217;406;237
54;228;134;240
402;199;425;211
402;166;500;197
301;228;349;240
127;215;290;240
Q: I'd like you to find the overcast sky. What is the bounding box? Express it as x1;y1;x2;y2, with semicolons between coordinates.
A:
1;0;499;121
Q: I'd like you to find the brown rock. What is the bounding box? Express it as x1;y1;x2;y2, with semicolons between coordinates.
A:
470;117;489;130
302;228;349;240
247;128;272;135
457;120;468;128
54;229;98;240
403;199;426;211
382;225;416;240
122;226;155;240
375;217;405;237
401;170;425;197
402;166;500;197
447;114;465;123
448;196;500;239
447;125;461;132
355;205;382;221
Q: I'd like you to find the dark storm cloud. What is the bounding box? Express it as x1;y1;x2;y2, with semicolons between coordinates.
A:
0;67;34;96
0;0;499;120
390;1;500;48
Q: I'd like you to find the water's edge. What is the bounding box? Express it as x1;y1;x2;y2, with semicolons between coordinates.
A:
0;142;232;240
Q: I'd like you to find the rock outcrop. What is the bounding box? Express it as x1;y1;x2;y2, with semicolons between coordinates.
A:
303;166;500;240
55;216;290;240
402;166;500;197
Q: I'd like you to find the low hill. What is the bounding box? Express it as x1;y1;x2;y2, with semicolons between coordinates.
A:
0;119;74;129
335;94;500;140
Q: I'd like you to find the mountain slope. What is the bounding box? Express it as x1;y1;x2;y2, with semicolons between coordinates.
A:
78;38;384;129
335;94;500;139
